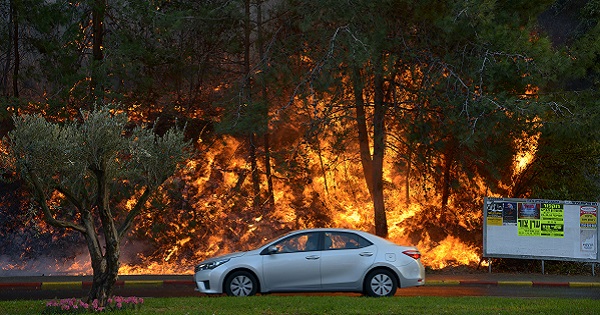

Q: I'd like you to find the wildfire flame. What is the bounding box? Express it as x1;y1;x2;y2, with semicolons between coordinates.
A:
1;109;539;277
2;133;497;277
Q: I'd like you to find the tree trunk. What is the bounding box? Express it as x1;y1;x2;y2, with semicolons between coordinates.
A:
264;133;275;206
92;0;105;62
352;64;388;238
372;57;388;238
257;0;274;208
88;166;120;305
243;0;261;208
352;67;374;196
87;250;119;305
249;133;261;207
0;0;10;97
405;144;413;206
11;0;19;97
441;142;455;210
314;136;330;195
90;0;106;101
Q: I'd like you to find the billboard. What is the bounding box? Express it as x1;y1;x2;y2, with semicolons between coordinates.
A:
483;197;599;262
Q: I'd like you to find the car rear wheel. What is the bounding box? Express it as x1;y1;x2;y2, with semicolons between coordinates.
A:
364;269;397;297
224;271;258;296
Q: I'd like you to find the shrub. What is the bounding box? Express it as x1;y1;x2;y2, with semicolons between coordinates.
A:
43;296;144;313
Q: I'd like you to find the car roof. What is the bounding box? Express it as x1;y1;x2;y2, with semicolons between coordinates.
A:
305;228;404;245
285;228;386;241
288;227;367;234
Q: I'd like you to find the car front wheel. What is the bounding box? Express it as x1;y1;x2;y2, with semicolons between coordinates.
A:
224;271;258;297
364;269;397;297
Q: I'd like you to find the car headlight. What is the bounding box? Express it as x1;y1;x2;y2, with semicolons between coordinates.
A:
195;258;230;272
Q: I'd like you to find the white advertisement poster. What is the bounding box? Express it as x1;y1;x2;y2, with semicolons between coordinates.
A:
484;197;599;262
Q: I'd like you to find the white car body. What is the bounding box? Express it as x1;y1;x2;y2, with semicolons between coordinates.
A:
194;228;425;297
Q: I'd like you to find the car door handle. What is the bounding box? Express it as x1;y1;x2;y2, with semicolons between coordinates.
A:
359;252;374;257
305;255;320;260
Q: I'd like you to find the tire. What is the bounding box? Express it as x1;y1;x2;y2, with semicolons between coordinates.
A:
224;271;259;297
364;269;398;297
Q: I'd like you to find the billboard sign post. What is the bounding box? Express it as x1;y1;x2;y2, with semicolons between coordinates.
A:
483;197;598;273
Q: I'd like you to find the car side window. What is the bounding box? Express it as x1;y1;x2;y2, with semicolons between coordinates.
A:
324;232;372;250
272;233;319;253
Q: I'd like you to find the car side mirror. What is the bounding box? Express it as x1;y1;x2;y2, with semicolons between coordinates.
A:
267;245;279;254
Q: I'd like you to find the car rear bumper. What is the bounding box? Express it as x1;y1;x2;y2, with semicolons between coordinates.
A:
397;259;426;288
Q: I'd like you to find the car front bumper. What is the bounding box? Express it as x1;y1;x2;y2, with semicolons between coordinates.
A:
194;270;223;294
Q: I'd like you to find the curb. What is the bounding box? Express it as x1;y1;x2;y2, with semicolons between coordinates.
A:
0;280;195;291
2;279;600;290
424;279;600;288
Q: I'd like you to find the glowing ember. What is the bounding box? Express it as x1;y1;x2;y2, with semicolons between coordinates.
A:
418;235;483;269
514;133;539;175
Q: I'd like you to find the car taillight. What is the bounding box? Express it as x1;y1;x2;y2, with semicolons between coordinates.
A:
402;249;421;260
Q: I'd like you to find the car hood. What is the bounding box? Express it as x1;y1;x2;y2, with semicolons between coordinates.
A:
208;251;247;262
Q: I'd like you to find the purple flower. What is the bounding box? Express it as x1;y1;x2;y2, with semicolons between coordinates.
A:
44;295;144;313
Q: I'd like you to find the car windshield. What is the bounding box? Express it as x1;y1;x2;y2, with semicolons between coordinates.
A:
255;231;294;249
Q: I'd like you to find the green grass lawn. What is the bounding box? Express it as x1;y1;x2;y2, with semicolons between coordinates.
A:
2;295;598;315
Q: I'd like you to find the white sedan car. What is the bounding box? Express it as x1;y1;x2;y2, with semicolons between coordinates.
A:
194;228;425;297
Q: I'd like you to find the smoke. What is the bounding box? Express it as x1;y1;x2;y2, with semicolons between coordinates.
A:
0;251;90;277
0;238;163;276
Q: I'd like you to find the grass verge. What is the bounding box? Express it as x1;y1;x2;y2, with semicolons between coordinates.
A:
1;295;598;315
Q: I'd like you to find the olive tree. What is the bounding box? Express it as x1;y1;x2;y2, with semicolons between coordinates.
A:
1;105;192;305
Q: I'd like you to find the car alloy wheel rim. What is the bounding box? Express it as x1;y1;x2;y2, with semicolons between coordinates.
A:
370;273;393;296
230;275;253;296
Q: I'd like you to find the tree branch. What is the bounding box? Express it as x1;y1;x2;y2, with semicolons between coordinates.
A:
26;168;86;234
117;187;151;239
55;185;85;212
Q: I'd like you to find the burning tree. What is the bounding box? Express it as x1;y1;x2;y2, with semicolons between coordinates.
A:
273;0;560;240
0;105;192;305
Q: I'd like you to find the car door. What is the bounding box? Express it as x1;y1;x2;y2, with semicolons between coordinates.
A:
261;232;322;291
320;231;376;290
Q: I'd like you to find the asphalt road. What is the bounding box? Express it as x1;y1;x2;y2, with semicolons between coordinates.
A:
1;274;599;300
398;285;600;299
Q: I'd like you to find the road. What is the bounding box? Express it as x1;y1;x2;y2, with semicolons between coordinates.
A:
1;275;599;300
397;285;600;299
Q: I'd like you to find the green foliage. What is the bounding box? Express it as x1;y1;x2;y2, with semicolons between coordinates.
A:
280;0;568;205
2;0;245;115
1;104;194;302
583;0;600;19
216;100;270;136
526;92;600;200
18;0;88;108
106;0;245;109
1;103;192;226
6;105;186;196
525;1;600;200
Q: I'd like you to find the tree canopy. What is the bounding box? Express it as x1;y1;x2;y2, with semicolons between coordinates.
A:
1;0;600;276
